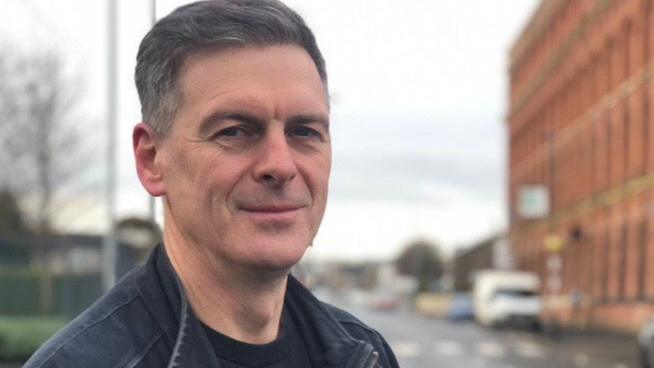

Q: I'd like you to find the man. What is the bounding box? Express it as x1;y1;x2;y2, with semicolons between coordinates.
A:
25;1;399;367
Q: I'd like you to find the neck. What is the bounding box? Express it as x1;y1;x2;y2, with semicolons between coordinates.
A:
163;213;289;344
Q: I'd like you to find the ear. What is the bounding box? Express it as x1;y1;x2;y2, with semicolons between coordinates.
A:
133;123;166;197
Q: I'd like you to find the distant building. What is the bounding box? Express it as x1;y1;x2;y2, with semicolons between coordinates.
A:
0;217;160;274
0;234;103;273
508;0;654;333
451;235;513;292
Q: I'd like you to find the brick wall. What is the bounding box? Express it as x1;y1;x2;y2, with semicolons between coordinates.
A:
508;0;654;333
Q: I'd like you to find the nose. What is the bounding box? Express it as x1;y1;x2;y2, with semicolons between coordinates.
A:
252;130;297;187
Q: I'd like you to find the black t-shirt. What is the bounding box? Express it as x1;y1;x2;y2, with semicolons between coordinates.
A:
201;307;312;368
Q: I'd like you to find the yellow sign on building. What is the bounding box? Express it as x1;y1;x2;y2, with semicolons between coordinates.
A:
544;234;565;253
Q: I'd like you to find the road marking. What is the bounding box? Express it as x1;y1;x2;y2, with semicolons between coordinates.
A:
477;341;506;358
392;341;421;357
513;341;546;359
433;341;463;356
573;353;590;367
470;357;487;367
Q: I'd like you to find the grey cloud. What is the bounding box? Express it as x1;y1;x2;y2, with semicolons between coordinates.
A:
328;113;506;204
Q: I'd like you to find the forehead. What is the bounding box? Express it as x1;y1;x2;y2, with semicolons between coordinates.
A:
179;45;324;97
169;45;329;129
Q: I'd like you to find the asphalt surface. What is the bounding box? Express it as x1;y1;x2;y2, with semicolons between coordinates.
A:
350;307;641;368
1;307;640;368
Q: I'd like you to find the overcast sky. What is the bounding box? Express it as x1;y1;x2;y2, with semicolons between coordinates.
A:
1;0;539;261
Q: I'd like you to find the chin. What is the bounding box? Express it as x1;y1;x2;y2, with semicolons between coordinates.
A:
242;238;310;272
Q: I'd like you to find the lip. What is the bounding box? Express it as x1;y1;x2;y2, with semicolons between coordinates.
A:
239;204;306;222
242;205;303;212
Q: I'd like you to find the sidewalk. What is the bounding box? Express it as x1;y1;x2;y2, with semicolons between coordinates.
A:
538;328;640;368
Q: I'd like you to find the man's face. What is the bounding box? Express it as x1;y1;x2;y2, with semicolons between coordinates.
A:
155;45;330;271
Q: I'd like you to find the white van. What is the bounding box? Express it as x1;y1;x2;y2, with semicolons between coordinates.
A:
472;270;541;329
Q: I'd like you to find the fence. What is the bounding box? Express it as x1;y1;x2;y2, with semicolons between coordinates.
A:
0;269;102;318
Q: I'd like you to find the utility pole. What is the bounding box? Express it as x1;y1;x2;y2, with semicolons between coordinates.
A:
148;0;157;224
102;0;118;291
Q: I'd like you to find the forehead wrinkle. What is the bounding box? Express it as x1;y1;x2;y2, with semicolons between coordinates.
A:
204;93;274;122
175;45;329;134
200;85;326;125
180;46;323;98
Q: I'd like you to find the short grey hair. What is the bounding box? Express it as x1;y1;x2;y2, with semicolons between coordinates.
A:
134;0;327;135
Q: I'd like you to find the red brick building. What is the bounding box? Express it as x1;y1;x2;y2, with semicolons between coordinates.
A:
508;0;654;333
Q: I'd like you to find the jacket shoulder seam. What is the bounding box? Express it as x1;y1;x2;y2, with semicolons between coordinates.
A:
320;302;375;333
36;293;141;366
337;319;375;332
125;330;165;368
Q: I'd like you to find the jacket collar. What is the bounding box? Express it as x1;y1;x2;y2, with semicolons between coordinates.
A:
285;276;378;367
135;245;378;368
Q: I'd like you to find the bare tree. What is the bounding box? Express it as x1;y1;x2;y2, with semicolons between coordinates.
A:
0;190;29;234
0;46;95;234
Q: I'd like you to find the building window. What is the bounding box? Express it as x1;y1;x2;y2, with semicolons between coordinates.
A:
638;218;648;300
602;228;610;301
619;222;628;301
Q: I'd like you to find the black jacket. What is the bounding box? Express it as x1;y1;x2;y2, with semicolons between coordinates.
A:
25;245;399;368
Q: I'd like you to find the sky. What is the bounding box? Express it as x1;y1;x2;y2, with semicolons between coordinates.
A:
0;0;539;261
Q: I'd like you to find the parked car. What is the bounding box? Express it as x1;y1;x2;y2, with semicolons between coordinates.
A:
446;293;475;322
639;318;654;368
369;292;401;311
472;270;541;330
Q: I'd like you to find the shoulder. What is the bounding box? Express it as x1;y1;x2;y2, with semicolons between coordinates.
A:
24;269;167;368
319;302;385;343
320;302;375;334
319;302;400;368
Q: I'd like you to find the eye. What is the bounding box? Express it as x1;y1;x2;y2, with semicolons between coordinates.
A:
215;126;251;138
288;125;322;139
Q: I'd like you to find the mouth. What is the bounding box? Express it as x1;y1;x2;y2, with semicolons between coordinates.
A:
242;205;304;212
239;204;307;222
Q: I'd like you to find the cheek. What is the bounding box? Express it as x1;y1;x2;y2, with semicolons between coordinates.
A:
164;148;219;204
205;157;252;201
303;151;331;183
304;159;330;215
316;157;332;194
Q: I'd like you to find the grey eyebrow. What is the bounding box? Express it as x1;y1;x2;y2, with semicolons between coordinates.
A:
198;111;266;136
287;114;330;129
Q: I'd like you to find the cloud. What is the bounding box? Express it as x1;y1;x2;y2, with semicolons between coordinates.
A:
329;111;506;204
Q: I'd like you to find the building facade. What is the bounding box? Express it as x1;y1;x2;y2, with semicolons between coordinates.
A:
451;235;513;292
508;0;654;333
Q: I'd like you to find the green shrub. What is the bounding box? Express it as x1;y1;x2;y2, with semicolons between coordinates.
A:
0;316;67;362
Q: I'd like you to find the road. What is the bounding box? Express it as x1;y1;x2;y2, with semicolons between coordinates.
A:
350;307;640;368
0;306;640;368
